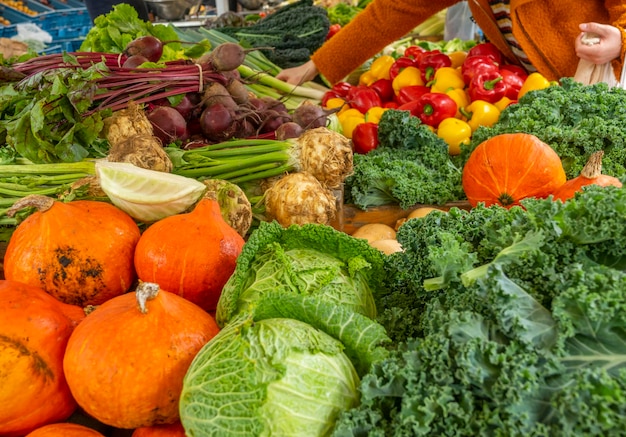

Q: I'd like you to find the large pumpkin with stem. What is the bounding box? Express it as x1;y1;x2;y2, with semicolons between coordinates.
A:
462;133;567;207
0;280;85;437
134;197;245;312
25;423;105;437
63;282;220;429
3;195;141;307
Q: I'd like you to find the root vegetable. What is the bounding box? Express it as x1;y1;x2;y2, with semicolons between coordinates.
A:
122;54;150;69
148;106;188;145
203;42;246;72
351;223;396;243
292;101;328;129
202;179;252;238
102;103;154;146
275;122;304;140
124;35;164;63
369;238;403;255
225;78;250;105
297;127;353;189
203;81;238;110
199;102;236;141
264;172;337;226
107;134;174;173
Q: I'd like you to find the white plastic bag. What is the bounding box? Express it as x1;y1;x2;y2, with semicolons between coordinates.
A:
574;32;626;88
444;1;478;41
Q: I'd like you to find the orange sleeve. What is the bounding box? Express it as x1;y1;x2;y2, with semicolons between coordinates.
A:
311;0;457;84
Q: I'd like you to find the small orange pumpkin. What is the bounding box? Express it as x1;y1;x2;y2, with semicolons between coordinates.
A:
63;282;220;429
3;195;141;307
134;198;245;312
25;423;105;437
132;421;186;437
552;150;622;202
462;133;567;207
0;280;85;437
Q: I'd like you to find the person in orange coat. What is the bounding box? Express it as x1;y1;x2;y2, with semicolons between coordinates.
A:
276;0;626;85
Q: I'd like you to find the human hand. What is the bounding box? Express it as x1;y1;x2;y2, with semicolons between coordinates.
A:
275;60;319;85
575;22;622;64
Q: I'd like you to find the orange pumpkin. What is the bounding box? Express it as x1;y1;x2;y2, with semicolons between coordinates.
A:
25;423;105;437
4;195;141;307
134;198;245;312
462;133;567;207
63;282;220;429
0;280;85;437
552;150;622;202
132;421;186;437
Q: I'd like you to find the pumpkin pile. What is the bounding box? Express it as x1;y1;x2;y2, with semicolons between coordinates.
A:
0;193;243;436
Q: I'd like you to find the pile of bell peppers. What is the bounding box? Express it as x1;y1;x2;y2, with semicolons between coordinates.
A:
322;42;552;155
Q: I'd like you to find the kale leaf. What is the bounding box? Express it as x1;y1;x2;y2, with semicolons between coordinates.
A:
344;110;465;209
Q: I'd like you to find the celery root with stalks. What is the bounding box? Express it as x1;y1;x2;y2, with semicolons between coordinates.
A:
166;127;353;189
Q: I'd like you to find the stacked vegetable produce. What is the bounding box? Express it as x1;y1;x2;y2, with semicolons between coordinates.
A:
3;1;626;436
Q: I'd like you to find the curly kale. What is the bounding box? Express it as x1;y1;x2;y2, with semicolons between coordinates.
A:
344;110;465;209
332;185;626;436
465;78;626;178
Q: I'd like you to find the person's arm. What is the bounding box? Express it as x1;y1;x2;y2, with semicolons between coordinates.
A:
276;60;319;85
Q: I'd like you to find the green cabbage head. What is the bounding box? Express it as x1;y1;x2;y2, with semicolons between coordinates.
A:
179;316;360;436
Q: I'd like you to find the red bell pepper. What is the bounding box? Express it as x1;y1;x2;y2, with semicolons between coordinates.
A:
418;52;452;82
388;56;418;80
499;68;526;100
352;122;379;154
461;55;499;86
467;42;503;65
347;85;382;114
404;45;427;62
468;69;507;103
369;78;394;103
410;92;458;128
500;64;528;78
395;85;430;105
331;81;354;98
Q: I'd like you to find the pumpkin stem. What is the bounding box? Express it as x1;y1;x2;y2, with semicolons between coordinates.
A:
135;282;160;314
6;194;55;218
580;151;604;179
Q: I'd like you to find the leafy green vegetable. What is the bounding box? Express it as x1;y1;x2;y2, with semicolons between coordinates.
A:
216;220;390;375
344;109;465;209
326;3;362;26
180;316;360;437
79;4;185;61
466;78;626;179
217;0;330;68
0;65;108;163
333;184;626;436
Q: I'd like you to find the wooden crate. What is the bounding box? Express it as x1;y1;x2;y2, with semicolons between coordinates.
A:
330;201;471;235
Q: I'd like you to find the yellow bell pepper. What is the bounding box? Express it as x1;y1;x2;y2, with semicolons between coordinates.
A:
323;97;347;111
518;72;551;99
494;96;514;112
447;51;467;69
462;100;501;132
437;117;472;155
359;70;377;87
392;66;424;94
369;55;395;81
338;109;366;139
430;67;465;93
445;88;470;119
365;106;388;124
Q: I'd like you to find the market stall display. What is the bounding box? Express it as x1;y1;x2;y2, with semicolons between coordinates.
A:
1;2;626;436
